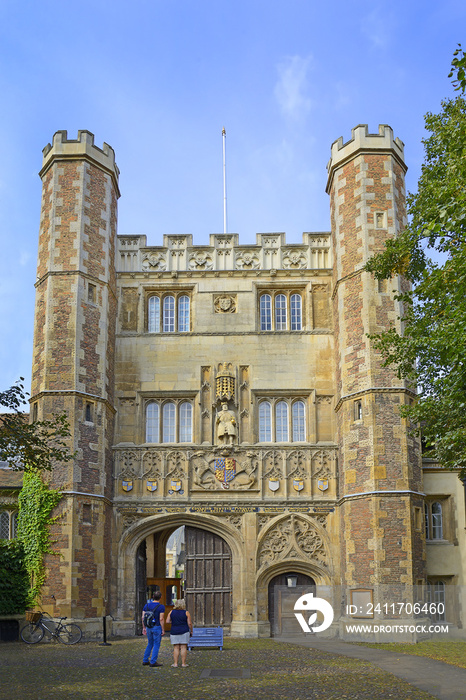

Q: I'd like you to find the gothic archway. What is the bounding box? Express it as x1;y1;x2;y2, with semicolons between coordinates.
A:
117;513;241;636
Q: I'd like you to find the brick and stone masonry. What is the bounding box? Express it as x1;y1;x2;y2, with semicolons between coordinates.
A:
326;125;425;594
31;131;120;621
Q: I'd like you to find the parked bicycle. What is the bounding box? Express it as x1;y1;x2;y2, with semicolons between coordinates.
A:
20;611;82;645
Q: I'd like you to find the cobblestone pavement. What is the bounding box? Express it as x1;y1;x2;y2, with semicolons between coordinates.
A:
0;637;437;700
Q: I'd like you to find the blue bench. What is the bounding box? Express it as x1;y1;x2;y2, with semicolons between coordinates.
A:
187;627;223;651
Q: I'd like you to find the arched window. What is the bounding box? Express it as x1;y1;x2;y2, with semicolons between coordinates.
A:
163;296;175;332
0;512;9;539
259;401;272;441
11;513;18;539
260;294;272;331
146;402;160;443
290;294;302;330
431;502;443;539
179;402;192;442
275;401;289;442
148;296;160;333
292;401;306;441
178;296;190;333
163;402;176;442
275;294;287;330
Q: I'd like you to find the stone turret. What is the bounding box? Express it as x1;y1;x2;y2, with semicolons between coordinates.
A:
31;130;119;620
327;126;424;604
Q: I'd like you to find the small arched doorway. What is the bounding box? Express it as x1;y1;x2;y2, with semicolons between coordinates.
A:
268;572;315;637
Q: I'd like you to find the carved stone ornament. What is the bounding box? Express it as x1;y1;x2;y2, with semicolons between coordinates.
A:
116;451;140;480
191;451;257;491
258;514;327;569
189;250;213;270
215;363;235;402
224;514;242;530
282;249;307;269
311;450;334;480
142;252;167;271
235;251;260;269
214;294;237;313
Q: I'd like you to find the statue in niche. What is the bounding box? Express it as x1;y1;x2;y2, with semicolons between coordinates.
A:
216;403;237;445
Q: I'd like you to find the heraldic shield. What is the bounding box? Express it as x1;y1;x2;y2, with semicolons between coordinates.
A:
122;480;133;492
168;480;183;495
146;480;158;492
214;458;236;489
293;478;304;492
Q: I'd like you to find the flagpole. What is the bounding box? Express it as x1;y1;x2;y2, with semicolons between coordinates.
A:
222;127;227;234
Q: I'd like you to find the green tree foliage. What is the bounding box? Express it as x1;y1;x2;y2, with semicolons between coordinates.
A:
0;378;72;472
0;539;29;614
17;472;62;605
366;49;466;479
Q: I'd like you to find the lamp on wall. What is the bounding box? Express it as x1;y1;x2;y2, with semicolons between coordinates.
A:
287;575;298;588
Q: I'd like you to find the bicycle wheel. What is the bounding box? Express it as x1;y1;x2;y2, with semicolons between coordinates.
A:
20;623;44;644
57;623;82;644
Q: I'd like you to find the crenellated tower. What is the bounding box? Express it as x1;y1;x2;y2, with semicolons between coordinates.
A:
31;131;120;620
326;125;425;597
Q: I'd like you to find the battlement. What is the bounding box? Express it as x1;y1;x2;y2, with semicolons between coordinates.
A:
117;231;332;273
326;124;406;192
40;130;120;192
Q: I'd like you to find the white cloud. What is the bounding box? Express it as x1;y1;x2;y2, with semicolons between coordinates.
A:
360;8;393;49
274;55;312;120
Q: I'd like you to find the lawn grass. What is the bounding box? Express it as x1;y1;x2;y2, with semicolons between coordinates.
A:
357;639;466;669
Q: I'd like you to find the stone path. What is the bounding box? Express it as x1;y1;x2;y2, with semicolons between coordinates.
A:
274;635;466;700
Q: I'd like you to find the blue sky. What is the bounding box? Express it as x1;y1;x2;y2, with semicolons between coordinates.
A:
0;0;464;397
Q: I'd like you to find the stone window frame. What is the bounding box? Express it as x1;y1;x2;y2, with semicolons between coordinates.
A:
353;399;363;422
0;510;18;539
255;394;309;444
424;497;453;542
426;577;457;623
146;290;192;333
374;211;387;229
144;397;195;444
84;401;95;424
257;287;305;332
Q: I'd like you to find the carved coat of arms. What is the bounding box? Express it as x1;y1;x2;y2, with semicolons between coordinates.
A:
214;458;236;489
293;479;304;492
146;480;158;492
122;480;133;492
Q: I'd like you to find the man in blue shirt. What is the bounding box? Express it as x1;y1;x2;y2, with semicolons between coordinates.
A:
142;591;165;667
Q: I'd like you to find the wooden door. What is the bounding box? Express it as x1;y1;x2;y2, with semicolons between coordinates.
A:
135;540;147;635
185;526;232;627
268;573;315;636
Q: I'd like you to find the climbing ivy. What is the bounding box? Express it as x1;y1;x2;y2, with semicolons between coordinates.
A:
0;539;29;614
16;472;62;605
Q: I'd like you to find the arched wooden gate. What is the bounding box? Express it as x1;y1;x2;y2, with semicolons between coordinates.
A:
185;526;232;627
